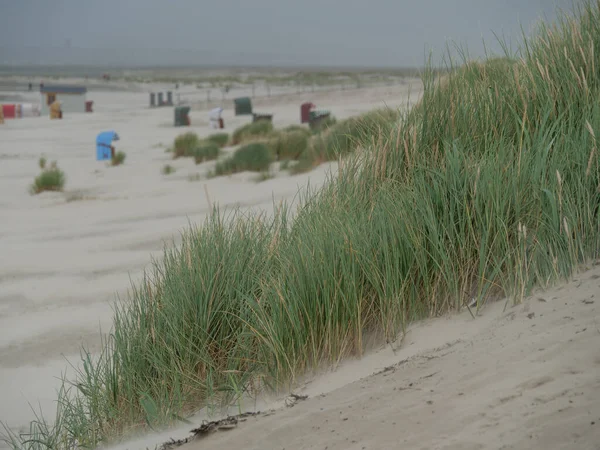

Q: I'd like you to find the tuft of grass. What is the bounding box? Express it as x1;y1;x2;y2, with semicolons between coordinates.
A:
162;164;176;175
214;142;274;176
309;114;337;134
266;129;310;161
295;109;399;171
283;125;311;136
6;1;600;448
206;132;230;148
231;121;274;145
193;142;220;164
111;151;126;166
30;161;65;194
173;132;200;158
38;156;46;170
289;155;316;175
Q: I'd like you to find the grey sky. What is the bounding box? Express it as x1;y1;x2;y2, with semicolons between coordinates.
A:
0;0;582;67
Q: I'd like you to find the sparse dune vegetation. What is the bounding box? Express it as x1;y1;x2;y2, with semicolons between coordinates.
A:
30;160;66;194
266;128;310;160
3;1;600;449
205;132;230;148
230;120;274;145
162;164;176;175
214;142;274;175
173;132;201;158
110;150;127;166
193;142;220;164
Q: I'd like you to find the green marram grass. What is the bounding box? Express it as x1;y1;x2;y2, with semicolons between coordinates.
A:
4;1;600;448
230;121;274;145
214;142;274;176
30;161;66;194
282;124;311;135
290;109;399;173
111;151;126;166
309;114;337;134
193;142;220;164
266;129;310;160
205;132;230;148
280;159;292;171
162;164;176;175
173;132;200;158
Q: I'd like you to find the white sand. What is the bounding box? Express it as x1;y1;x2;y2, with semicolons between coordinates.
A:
0;80;422;439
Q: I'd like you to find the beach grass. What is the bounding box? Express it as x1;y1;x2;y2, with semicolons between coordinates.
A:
309;114;337;134
266;129;310;160
193;142;221;164
173;132;201;158
111;151;126;166
230;121;274;145
290;109;399;173
3;1;600;448
162;164;176;175
282;125;311;135
205;132;230;148
30;162;66;194
214;142;274;175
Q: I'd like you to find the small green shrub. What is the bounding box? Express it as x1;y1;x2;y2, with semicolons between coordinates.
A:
297;109;399;170
31;163;65;194
38;156;47;170
173;132;200;158
293;133;327;171
213;160;234;176
111;151;126;166
162;164;176;175
289;156;316;175
233;143;274;172
214;142;274;176
193;142;220;164
231;121;274;145
206;132;230;148
267;130;309;160
309;115;337;134
283;125;311;136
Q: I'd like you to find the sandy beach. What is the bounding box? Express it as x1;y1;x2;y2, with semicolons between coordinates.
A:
3;0;600;448
2;72;599;450
0;78;422;439
98;263;600;450
172;266;600;450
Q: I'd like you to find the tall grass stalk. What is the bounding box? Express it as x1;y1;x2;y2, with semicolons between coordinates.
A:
4;2;600;448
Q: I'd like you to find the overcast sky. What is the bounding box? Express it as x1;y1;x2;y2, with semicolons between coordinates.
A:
0;0;582;67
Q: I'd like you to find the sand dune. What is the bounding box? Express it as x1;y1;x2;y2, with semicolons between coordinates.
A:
7;76;598;450
0;80;422;439
128;266;599;450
